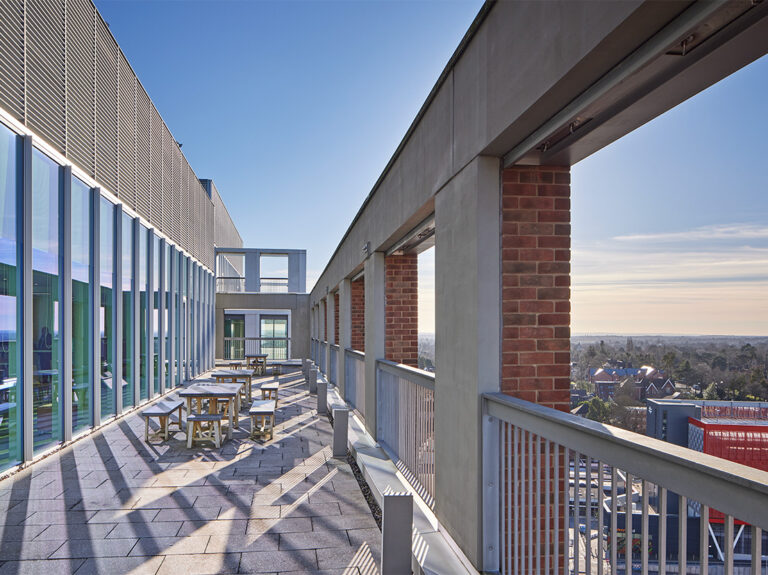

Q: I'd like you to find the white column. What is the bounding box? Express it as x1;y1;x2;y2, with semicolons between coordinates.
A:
338;278;351;397
434;156;501;569
363;251;385;439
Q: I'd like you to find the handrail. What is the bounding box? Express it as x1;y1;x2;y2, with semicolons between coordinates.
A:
345;348;365;359
330;343;340;350
484;391;768;530
377;359;435;391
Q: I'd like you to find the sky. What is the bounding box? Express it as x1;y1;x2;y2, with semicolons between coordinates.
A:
95;1;767;337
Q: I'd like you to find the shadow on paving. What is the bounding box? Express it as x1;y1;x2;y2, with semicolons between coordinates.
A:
0;369;381;575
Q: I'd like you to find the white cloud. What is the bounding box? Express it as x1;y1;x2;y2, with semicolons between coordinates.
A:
614;223;768;243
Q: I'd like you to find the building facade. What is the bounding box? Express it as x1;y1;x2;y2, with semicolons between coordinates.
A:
0;0;240;474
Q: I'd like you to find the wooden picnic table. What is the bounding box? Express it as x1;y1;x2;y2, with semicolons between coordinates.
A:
211;369;254;401
178;383;242;441
245;354;268;374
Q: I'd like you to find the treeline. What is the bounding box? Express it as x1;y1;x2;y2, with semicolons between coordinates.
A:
572;336;768;401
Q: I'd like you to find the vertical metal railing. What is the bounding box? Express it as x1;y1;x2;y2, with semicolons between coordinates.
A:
485;392;768;575
344;349;365;418
223;337;290;360
329;344;338;384
318;341;327;374
376;359;435;507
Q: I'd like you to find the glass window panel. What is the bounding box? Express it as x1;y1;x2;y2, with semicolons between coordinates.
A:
260;316;288;360
0;125;20;471
174;249;180;386
99;198;114;418
138;225;148;401
32;149;61;452
152;234;160;395
71;177;91;433
121;213;133;410
164;245;171;389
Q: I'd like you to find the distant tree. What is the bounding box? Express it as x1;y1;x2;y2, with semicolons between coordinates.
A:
662;351;677;375
585;397;611;423
703;382;722;400
711;355;728;371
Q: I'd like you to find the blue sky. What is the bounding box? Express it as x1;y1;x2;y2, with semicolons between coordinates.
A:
96;1;767;336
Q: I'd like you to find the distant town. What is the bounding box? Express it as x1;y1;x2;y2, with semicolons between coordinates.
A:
570;335;768;432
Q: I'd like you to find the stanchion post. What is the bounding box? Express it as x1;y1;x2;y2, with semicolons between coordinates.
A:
332;407;348;458
381;492;413;575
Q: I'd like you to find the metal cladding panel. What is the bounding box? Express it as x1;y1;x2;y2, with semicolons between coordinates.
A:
150;105;163;226
181;157;189;252
65;0;96;176
173;145;182;246
94;14;118;194
117;52;135;205
162;124;173;235
26;0;66;154
0;0;25;122
135;84;151;221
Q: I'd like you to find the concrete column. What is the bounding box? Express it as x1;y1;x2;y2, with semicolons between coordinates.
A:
434;156;501;570
325;294;334;377
363;251;385;439
338;278;351;398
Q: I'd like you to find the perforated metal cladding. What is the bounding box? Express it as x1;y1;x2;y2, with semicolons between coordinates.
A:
162;124;174;235
26;0;66;154
181;157;189;253
150;105;163;225
65;0;95;176
173;145;182;246
94;14;118;194
117;52;135;204
0;0;226;271
135;84;151;221
0;1;25;122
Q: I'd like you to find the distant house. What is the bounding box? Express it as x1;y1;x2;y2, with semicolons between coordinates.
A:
590;365;673;401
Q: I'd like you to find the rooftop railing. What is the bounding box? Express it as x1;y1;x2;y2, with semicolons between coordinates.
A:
223;336;290;361
376;359;435;507
483;392;768;575
344;349;365;418
329;344;339;385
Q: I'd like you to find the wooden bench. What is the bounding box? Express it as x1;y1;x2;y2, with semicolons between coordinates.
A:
249;400;276;441
141;399;184;442
261;382;279;404
187;413;224;448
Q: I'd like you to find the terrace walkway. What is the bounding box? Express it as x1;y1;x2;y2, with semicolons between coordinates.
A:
0;370;381;574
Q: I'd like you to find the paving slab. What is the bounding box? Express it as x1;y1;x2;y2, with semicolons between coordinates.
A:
0;371;380;574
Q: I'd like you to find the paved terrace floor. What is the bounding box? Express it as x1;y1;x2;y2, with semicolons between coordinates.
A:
0;370;381;574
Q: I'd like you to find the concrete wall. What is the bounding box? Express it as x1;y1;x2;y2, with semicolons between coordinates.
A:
215;292;310;359
310;1;651;302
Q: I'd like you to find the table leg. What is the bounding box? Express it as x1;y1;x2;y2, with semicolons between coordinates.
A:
227;400;233;440
234;394;240;428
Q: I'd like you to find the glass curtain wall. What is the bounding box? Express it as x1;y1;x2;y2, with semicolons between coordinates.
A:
99;198;114;418
32;150;61;453
121;213;134;411
152;234;160;395
174;250;181;386
0;125;19;471
260;316;288;360
164;244;170;390
138;226;148;401
71;177;92;433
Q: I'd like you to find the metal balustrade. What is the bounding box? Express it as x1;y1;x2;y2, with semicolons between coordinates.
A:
329;344;339;384
318;341;327;373
216;276;245;292
483;392;768;575
310;338;318;364
259;277;289;293
344;349;365;417
376;360;435;507
223;336;290;361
